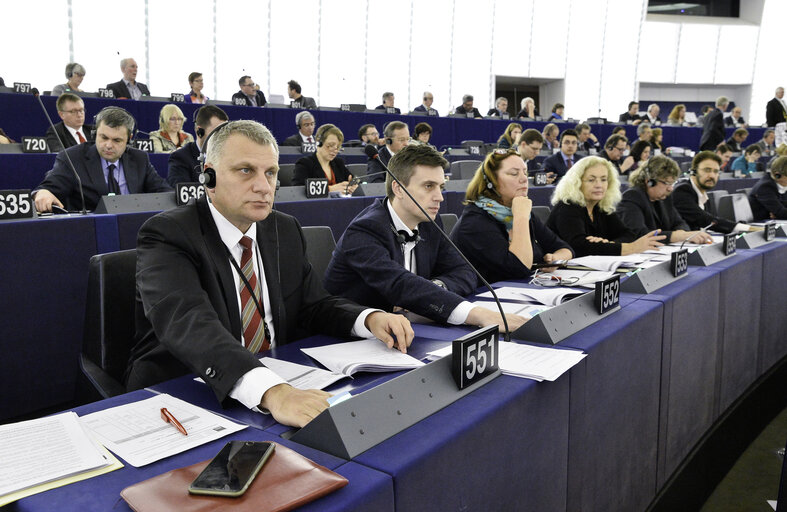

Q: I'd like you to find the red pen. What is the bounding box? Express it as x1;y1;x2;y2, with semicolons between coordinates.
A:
161;407;188;436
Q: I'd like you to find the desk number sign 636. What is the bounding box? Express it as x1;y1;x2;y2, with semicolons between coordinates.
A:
452;325;499;390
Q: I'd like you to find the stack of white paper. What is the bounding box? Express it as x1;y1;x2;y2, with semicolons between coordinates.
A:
549;269;617;288
301;338;425;376
426;342;586;382
80;394;247;467
260;357;347;389
568;254;653;271
0;412;114;503
469;300;552;318
477;286;586;306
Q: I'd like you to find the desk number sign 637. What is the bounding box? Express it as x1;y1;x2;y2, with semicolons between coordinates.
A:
452;325;499;390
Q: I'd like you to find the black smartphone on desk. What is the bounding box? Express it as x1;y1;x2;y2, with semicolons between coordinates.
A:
188;441;275;497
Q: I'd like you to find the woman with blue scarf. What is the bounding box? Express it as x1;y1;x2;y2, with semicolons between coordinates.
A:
451;148;574;284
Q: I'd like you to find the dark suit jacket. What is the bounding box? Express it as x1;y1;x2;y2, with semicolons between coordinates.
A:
290;95;317;109
749;174;787;220
766;98;786;127
725;137;743;153
699;108;725;151
487;108;506;117
105;80;150;99
546;201;635;257
451;203;573;284
413;105;438;116
45;122;93;153
375;105;401;114
281;133;310;147
640;114;661;125
323;199;476;322
34;143;171;211
724;115;745;127
231;90;267;107
292;153;351;186
619;112;640;123
616;186;690;242
126;198;367;400
454;106;482;118
671;181;737;233
542;152;581;179
366;146;393;183
167;142;201;186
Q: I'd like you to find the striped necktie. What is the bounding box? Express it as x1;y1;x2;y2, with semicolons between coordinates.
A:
238;236;270;353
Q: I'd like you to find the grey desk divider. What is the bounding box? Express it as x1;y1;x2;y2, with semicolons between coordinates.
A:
443;178;471;192
510;290;619;345
93;192;176;214
274;186;307;202
778;225;787;238
352;182;386;197
289;355;501;459
688;241;734;266
736;230;773;249
620;259;685;294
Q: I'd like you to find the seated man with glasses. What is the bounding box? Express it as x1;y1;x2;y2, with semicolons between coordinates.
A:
542;128;582;184
366;121;410;183
672;150;759;233
600;134;628;174
45;92;92;153
616;155;713;244
515;129;545;172
281;112;316;146
231;75;267;107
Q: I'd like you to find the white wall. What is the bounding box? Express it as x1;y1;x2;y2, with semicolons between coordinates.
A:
2;0;781;126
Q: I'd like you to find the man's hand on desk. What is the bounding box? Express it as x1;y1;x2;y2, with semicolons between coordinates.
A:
259;383;331;428
621;230;666;255
467;306;528;332
365;311;414;353
33;189;63;213
585;236;610;243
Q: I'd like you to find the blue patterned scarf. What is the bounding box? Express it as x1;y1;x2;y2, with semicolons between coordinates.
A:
474;198;514;231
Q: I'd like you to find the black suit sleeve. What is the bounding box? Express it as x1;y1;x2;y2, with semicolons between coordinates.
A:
546;203;626;257
34;150;80;206
167;148;199;187
281;134;301;147
331;158;351;183
617;191;655;239
751;182;787;219
292;156;318;186
45;125;64;153
671;184;736;233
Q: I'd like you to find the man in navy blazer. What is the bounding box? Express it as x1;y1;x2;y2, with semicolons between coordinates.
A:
413;91;438;115
699;96;728;151
33;107;170;212
105;58;150;100
231;75;267;107
324;144;527;330
167;105;229;186
542;129;581;183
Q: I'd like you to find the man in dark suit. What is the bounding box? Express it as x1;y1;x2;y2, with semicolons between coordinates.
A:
600;134;628;173
672;151;757;233
699;96;728;151
755;129;777;157
45;92;93;153
105;58;150;100
286;80;317;109
725;128;748;153
724;106;746;127
486;97;508;117
765;87;787;127
619;101;642;125
640;103;661;125
542;129;580;183
413;91;438;116
375;91;401;113
749;156;787;220
280;111;316;146
366;121;409;183
576;123;601;153
167;105;228;186
231;76;267;107
324;144;526;331
616;155;713;244
454;94;483;118
358;124;381;146
33;107;171;212
126;120;413;428
516;129;544;172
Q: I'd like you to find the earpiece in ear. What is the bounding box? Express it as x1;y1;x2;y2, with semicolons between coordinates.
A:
199;167;217;188
196;127;205;139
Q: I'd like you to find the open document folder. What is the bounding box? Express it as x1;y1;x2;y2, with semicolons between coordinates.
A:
477;286;586;306
0;412;122;507
301;338;425;376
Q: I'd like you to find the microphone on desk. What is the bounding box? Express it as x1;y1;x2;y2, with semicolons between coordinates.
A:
364;144;512;342
679;221;716;250
344;170;389;194
31;88;88;215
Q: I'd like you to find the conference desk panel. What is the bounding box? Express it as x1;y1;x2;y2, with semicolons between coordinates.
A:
639;268;722;488
695;249;764;413
10;389;395;512
749;240;787;374
0;215;98;421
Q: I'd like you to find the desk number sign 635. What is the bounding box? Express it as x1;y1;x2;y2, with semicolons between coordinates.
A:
452;325;499;390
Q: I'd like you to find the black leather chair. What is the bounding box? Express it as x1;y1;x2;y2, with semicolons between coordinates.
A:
277;163;296;187
439;213;459;236
532;205;551;224
79;249;137;399
302;226;336;283
718;193;754;223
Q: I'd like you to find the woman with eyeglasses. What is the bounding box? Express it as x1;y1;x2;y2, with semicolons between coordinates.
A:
184;72;209;104
497;122;522;149
293;124;357;194
52;63;86;95
616;155;713;244
546;156;665;257
451;149;573;284
149;104;194;153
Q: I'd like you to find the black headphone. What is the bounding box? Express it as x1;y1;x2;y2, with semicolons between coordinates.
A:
192;109;205;140
198;121;230;188
481;168;496;192
642;165;657;187
91;106;137;143
66;64;74;79
383;197;421;245
773;169;783;179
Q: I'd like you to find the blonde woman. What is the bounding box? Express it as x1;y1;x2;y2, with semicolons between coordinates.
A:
149;104;194;153
497;122;522;149
547;156;665;257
